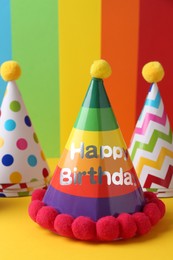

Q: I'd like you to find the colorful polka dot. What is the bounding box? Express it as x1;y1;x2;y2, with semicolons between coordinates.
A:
4;119;16;131
42;168;49;178
0;193;6;197
24;115;32;127
10;100;21;112
0;137;4;148
10;171;22;183
27;155;37;167
16;138;28;150
33;132;39;143
30;178;38;182
41;150;46;161
2;154;14;166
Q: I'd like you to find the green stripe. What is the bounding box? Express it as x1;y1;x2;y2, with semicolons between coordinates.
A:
130;128;173;161
82;78;111;108
74;107;118;131
11;0;59;157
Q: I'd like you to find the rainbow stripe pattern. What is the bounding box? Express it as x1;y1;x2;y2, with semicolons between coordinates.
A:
129;83;173;197
43;77;145;221
1;0;173;159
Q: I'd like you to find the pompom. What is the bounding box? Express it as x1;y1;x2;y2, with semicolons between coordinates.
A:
149;198;166;218
143;202;161;225
142;61;164;83
31;189;46;201
54;214;74;238
117;213;137;239
96;216;120;241
90;59;112;79
36;206;58;231
28;200;45;222
132;212;152;235
72;216;96;241
144;191;158;202
0;61;21;81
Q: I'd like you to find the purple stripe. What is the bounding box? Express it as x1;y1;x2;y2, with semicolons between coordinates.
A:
43;185;145;221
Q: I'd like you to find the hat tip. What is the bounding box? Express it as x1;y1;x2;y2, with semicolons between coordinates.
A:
142;61;164;83
0;60;21;81
90;59;112;79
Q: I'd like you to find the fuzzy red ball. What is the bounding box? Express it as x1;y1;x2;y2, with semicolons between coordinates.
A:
72;216;96;241
132;212;152;235
117;213;137;239
36;206;58;231
149;198;166;218
28;200;45;222
144;191;157;201
143;202;161;225
54;214;74;238
31;189;46;201
96;216;120;241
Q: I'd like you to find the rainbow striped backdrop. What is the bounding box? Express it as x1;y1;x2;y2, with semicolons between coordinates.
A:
0;0;173;158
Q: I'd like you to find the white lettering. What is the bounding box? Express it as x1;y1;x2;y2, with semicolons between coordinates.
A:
70;142;84;160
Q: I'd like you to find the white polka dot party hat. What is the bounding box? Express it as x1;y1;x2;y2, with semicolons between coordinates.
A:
0;61;50;197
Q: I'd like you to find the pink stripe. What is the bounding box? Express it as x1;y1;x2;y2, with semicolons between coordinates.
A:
135;110;167;135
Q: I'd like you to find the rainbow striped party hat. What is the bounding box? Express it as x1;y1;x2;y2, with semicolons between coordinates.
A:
29;60;166;242
0;61;49;197
42;60;145;220
129;61;173;197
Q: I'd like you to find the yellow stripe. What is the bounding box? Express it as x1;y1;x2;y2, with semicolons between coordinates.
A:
137;147;173;174
58;0;101;153
65;128;127;150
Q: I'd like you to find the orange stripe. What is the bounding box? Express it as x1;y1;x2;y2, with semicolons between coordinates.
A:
101;0;139;146
50;166;140;198
58;148;133;173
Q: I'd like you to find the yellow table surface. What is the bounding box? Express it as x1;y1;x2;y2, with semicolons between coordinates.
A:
0;158;173;260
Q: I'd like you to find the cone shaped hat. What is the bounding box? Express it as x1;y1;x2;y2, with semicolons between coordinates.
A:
0;61;49;197
129;61;173;197
43;60;145;220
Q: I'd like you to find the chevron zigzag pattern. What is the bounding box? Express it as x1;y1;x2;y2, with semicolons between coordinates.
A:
129;83;173;195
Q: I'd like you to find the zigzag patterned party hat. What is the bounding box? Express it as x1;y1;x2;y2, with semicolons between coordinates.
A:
0;61;49;197
29;60;166;242
129;61;173;197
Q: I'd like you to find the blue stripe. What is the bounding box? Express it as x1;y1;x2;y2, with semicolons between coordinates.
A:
0;0;12;105
145;89;161;108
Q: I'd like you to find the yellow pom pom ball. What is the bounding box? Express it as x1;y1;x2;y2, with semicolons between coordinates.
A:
142;61;164;83
0;61;21;81
90;59;112;79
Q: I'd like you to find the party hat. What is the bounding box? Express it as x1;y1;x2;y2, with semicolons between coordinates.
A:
129;61;173;197
0;61;49;197
29;60;165;241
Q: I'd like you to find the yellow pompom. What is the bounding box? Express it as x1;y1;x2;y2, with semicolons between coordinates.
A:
142;61;164;83
90;59;112;79
0;61;21;81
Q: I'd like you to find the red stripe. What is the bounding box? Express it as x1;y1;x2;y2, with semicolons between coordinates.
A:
136;0;173;127
144;165;173;189
50;166;140;198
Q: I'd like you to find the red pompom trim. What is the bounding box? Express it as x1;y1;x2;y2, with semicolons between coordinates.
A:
117;213;137;239
36;206;59;231
28;200;45;222
54;214;74;238
29;190;165;242
96;216;119;241
72;216;96;241
31;189;46;201
143;203;161;225
132;212;151;235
